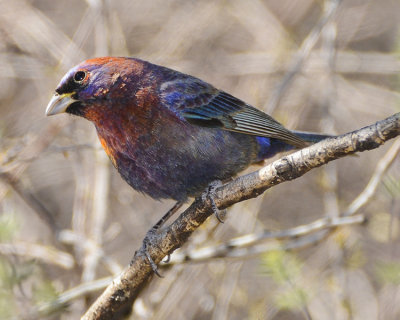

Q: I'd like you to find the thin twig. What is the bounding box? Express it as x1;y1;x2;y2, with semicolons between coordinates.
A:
266;0;342;113
344;138;400;216
37;276;114;316
0;121;68;233
1;173;59;233
166;215;364;265
81;0;112;284
320;0;340;220
0;242;74;269
59;229;123;275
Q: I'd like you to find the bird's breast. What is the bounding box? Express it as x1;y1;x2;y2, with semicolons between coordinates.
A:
94;110;258;200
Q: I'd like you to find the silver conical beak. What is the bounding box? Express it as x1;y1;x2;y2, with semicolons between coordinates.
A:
45;93;77;116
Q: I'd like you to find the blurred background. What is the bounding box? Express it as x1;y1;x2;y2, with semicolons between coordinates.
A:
0;0;400;319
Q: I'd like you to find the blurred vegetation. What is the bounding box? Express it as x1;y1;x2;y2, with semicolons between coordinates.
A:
0;0;400;319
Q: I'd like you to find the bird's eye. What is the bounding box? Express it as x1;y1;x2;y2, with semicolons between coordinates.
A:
73;71;87;83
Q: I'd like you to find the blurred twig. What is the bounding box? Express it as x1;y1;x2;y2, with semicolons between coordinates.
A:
211;201;262;320
266;0;342;113
81;0;112;284
0;121;68;233
166;215;364;265
1;174;59;232
0;0;84;68
0;242;74;269
82;113;400;319
211;262;242;320
217;51;400;77
344;138;400;216
36;276;114;317
59;229;123;275
319;0;340;220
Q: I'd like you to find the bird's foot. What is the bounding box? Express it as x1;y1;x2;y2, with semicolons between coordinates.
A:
140;227;164;277
202;180;226;223
134;201;184;277
138;226;174;277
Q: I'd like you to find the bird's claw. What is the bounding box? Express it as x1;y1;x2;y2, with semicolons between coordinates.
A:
141;228;163;277
135;201;183;277
163;254;171;263
203;181;226;223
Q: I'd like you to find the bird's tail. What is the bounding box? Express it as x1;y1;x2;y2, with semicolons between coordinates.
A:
292;130;333;144
254;131;333;162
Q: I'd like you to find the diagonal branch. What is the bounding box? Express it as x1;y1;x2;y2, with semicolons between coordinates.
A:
82;112;400;320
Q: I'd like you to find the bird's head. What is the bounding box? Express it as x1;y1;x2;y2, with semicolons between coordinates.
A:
46;57;146;120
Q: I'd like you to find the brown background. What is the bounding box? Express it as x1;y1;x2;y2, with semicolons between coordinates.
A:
0;0;399;319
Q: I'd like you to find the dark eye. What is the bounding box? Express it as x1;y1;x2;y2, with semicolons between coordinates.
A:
73;71;87;83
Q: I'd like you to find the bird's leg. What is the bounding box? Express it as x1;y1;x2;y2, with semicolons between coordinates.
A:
153;200;184;231
140;201;184;277
202;180;226;223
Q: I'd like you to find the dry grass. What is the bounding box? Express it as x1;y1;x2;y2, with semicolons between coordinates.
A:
0;0;400;319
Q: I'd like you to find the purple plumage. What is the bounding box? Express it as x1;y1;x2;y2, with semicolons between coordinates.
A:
46;57;329;201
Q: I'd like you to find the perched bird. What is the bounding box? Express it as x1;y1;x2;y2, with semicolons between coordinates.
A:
46;57;330;273
46;57;328;205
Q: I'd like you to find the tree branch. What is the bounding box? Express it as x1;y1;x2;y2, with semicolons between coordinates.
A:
82;112;400;320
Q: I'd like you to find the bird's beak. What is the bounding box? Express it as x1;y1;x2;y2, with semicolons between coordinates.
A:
45;92;77;116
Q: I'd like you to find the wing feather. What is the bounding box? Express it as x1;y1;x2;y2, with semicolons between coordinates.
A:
160;77;306;148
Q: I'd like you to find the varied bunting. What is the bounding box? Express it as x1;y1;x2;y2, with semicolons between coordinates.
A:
46;57;329;203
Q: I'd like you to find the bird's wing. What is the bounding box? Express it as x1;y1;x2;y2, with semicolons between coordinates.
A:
160;77;306;148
